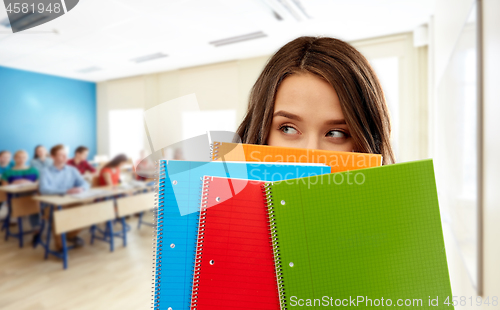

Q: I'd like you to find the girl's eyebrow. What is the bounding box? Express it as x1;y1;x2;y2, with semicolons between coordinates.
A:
274;110;346;125
325;119;347;125
273;110;302;121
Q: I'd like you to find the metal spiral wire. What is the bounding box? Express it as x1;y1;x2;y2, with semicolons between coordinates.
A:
153;160;166;310
264;182;287;309
210;142;220;161
190;176;211;310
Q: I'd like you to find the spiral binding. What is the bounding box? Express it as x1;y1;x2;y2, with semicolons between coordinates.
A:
264;182;287;310
211;142;220;161
153;160;166;310
190;176;211;310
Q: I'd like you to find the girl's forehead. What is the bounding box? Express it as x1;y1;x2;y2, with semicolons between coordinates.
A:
274;74;344;118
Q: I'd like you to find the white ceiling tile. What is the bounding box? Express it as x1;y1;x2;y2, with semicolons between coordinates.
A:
0;0;436;81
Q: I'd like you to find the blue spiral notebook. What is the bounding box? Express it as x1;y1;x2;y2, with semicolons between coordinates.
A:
154;160;331;310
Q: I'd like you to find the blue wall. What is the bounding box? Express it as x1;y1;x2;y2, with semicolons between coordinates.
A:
0;66;96;160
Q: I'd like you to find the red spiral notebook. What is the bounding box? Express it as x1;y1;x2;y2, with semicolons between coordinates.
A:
191;176;279;310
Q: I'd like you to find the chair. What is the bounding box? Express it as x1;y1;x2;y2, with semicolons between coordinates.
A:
0;190;6;232
9;196;40;248
53;200;115;269
115;192;155;246
90;175;100;188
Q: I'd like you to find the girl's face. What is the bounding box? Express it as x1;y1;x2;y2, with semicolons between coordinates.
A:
267;72;355;152
14;152;27;166
36;146;47;158
0;152;11;165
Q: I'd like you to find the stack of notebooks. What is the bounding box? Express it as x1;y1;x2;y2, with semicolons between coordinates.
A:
154;143;453;310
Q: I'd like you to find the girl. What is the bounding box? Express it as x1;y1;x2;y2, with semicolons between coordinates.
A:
30;145;53;172
98;154;128;186
1;150;40;240
0;150;14;179
1;150;38;185
236;36;395;165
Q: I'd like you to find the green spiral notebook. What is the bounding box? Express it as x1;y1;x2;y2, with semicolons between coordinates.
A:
263;159;453;309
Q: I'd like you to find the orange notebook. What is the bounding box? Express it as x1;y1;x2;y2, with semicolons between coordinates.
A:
211;142;382;172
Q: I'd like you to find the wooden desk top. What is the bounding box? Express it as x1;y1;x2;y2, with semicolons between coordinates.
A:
33;184;155;207
0;183;38;194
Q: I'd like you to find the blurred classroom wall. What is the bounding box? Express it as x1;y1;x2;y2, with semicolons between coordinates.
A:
96;56;269;159
0;66;96;158
430;0;500;305
482;0;500;300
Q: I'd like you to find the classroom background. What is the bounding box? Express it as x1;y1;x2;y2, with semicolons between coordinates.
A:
0;0;499;309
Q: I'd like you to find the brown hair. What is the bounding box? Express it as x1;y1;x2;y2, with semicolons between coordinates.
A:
103;154;128;169
75;146;88;155
50;144;65;156
33;145;44;159
0;150;11;157
236;36;395;164
14;150;27;157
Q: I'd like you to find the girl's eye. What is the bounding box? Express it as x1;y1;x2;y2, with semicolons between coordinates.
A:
326;130;348;139
280;125;299;135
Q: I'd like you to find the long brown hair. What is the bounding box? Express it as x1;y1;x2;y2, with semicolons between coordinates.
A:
236;36;395;164
103;154;128;169
33;145;43;159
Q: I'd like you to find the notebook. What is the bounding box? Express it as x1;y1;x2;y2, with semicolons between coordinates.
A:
263;159;453;309
154;160;331;310
191;177;278;309
211;142;382;172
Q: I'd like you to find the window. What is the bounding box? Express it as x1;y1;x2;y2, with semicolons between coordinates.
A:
369;57;400;159
109;109;144;162
181;110;236;140
352;33;428;162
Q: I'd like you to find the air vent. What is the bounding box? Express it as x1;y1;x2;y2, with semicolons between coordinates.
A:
209;31;267;47
131;52;168;63
77;66;102;74
262;0;310;22
2;12;52;32
0;18;10;27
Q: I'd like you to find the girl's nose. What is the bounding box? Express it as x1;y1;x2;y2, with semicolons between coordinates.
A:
305;136;321;150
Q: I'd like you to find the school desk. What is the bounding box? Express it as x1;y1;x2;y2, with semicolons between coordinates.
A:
0;183;39;248
32;184;155;269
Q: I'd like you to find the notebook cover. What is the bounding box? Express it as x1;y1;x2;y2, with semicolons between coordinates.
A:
191;177;278;309
154;160;331;310
211;142;382;172
264;159;454;309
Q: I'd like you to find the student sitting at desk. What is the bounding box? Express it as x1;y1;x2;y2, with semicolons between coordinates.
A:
98;154;128;186
1;150;39;185
39;145;89;195
67;146;96;175
1;150;40;238
39;145;90;249
0;150;14;179
30;145;53;172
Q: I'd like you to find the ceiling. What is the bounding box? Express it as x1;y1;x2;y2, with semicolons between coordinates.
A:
0;0;435;82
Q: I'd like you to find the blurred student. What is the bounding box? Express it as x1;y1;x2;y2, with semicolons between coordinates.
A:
39;145;89;195
67;146;96;175
1;150;39;185
0;150;14;178
98;154;128;186
1;150;40;239
30;145;53;172
39;145;89;249
134;150;154;181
